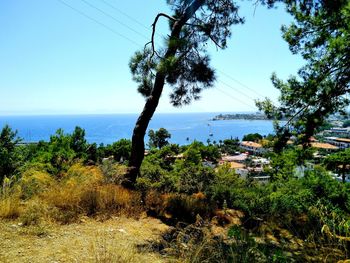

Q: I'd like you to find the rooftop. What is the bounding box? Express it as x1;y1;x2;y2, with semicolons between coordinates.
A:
335;138;350;143
241;141;262;148
221;154;248;162
310;142;339;150
229;162;245;169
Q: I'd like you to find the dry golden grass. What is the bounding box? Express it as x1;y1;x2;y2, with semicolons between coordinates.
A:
19;169;55;199
0;163;143;224
0;163;173;262
0;216;172;263
0;194;21;219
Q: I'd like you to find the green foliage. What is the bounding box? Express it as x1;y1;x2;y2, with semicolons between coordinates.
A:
324;148;350;182
100;160;128;184
183;141;220;162
242;133;263;142
148;128;171;149
70;126;88;160
208;165;247;208
138;160;177;192
34;129;76;175
130;0;244;106
15;126;110;176
219;138;240;154
137;141;218;194
343;120;350;128
264;149;299;181
257;0;350;146
268;178;313;216
303;167;350;211
173;160;215;194
137;144;179;192
86;142;98;163
208;158;350;236
0;125;22;183
129;48;157;98
105;139;132;163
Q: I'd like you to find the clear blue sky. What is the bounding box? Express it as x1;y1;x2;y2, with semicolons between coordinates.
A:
0;0;304;115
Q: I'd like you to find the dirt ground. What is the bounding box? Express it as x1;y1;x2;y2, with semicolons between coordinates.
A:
0;216;171;263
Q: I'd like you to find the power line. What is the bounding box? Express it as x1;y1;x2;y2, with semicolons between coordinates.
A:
56;0;142;48
99;0;153;31
79;0;150;40
217;68;266;98
99;0;166;39
57;0;261;109
218;79;258;102
216;87;257;110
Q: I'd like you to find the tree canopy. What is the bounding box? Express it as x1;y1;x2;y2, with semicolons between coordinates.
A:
148;128;171;149
257;0;350;149
324;148;350;183
242;133;263;142
0;125;21;183
127;0;245;186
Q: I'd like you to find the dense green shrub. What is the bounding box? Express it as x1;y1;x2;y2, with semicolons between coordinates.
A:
0;125;22;183
138;160;178;192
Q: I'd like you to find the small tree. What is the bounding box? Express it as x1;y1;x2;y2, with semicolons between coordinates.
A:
219;138;240;154
324;148;350;183
148;128;171;149
105;139;132;163
70;126;88;160
47;129;76;175
242;133;263;142
257;0;350;149
0;125;21;183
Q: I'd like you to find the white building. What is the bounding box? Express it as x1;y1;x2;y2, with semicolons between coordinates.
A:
240;141;266;155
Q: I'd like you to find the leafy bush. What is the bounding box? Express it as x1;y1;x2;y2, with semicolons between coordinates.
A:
100;160;128;184
242;133;263;142
0;125;22;183
138;159;177;192
104;139;131;163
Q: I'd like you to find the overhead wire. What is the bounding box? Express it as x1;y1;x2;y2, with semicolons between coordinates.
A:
99;0;154;32
79;0;150;40
56;0;261;110
95;1;263;100
218;79;258;102
216;87;257;110
97;0;263;104
56;0;142;48
217;69;266;98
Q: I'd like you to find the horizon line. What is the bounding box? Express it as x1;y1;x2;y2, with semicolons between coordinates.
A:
0;110;259;117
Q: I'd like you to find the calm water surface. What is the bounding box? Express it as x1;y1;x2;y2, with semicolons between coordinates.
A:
0;113;276;145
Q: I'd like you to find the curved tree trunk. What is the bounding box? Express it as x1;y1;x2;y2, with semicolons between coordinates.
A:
124;0;205;188
125;73;166;187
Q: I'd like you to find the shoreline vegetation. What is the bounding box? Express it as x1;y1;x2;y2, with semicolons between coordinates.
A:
212;113;271;121
1;124;350;262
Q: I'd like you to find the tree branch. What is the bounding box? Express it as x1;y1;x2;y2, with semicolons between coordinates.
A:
149;13;178;61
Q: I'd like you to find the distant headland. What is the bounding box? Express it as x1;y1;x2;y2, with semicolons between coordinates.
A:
212;113;269;121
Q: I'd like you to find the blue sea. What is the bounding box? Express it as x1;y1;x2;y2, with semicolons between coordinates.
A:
0;113;276;145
